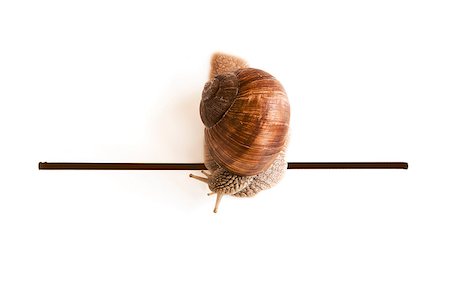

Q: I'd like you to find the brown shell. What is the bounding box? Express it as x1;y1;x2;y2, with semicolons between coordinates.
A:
200;73;239;128
201;68;290;176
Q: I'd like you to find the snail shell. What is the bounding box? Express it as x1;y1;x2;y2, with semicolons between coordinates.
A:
190;53;290;212
201;68;290;176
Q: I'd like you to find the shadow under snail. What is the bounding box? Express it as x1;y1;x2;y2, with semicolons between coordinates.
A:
190;53;290;213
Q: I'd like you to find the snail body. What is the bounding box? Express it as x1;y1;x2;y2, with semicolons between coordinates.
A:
190;53;290;212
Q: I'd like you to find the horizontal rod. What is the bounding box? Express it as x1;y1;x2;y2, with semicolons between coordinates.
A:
39;162;408;170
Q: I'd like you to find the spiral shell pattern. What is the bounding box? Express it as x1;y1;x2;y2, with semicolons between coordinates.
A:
200;68;290;176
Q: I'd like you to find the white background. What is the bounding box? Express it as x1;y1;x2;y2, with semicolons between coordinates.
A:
1;0;449;299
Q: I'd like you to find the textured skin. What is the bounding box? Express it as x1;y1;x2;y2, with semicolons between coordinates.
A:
233;152;287;197
209;53;248;79
208;168;253;195
206;150;287;197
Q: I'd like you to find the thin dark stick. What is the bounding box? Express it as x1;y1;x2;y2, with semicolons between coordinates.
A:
38;162;408;170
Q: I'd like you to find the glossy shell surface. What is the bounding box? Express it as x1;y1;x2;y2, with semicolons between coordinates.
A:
201;68;290;176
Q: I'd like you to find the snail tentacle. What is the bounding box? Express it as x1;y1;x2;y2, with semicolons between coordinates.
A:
189;173;209;183
213;193;224;213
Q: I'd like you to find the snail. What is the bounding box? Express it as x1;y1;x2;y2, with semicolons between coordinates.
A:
190;53;290;213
